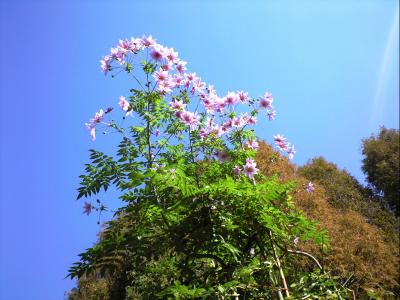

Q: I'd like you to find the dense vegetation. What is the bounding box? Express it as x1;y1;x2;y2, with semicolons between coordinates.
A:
258;142;399;298
68;140;399;299
361;127;399;216
67;36;399;299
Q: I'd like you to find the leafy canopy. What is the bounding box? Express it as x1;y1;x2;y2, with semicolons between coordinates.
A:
361;127;400;215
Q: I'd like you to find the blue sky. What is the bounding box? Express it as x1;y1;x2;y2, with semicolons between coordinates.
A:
0;1;398;299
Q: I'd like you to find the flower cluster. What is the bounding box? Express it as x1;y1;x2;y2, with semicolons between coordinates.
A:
100;35;206;96
168;102;200;129
85;108;112;141
274;134;296;160
89;35;296;181
259;92;277;121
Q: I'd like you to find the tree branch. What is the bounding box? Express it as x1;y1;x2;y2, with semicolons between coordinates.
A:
286;249;323;272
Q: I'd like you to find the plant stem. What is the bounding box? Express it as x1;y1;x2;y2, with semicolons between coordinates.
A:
268;230;290;298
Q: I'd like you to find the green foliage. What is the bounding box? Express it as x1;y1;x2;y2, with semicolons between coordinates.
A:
361;127;400;215
70;142;346;299
289;271;352;299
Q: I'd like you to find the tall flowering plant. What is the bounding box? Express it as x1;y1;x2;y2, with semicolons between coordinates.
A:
69;36;341;299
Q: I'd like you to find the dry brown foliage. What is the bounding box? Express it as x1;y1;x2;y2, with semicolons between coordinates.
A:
256;141;399;296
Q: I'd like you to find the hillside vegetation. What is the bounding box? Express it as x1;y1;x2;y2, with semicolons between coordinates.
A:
257;142;399;298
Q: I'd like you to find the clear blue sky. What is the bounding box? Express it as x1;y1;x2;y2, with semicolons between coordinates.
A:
0;1;398;299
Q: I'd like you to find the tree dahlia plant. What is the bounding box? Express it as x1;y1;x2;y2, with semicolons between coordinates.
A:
68;36;351;299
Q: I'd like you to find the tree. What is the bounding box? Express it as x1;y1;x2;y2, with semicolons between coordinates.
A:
68;36;349;299
259;143;399;298
298;156;399;242
362;127;400;215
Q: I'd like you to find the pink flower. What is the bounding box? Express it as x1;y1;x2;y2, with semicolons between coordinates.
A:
169;100;186;111
185;72;198;82
202;98;215;113
264;91;273;99
247;116;257;125
118;96;132;116
89;127;96;141
233;165;241;175
243;159;259;180
274;134;288;151
100;56;111;75
194;79;205;92
85;109;106;141
83;202;93;215
93;109;104;124
237;91;249;103
128;37;142;52
153;70;169;82
140;35;156;48
172;74;184;87
161;62;173;71
165;47;179;63
150;45;165;61
232;117;245;128
222;118;234;132
246;140;260;150
260;98;273;109
212;97;226;113
276;142;288;151
216;150;229;162
260;92;273;109
118;39;131;51
306;182;314;193
239;113;250;125
224;92;238;106
175;111;183;119
110;47;118;59
287;145;296;160
199;128;210;139
267;110;276;121
157;80;173;93
110;47;126;64
180;111;199;129
293;236;300;247
176;61;187;74
183;79;191;88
